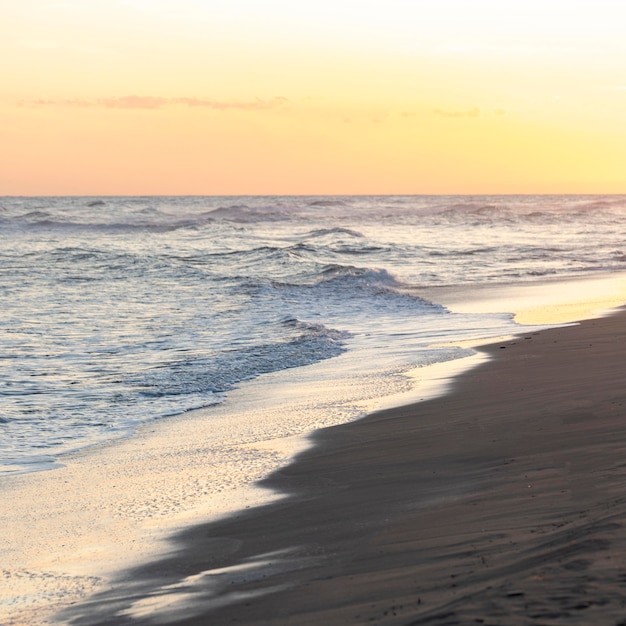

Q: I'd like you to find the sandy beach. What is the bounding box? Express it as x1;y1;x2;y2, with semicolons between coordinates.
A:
5;0;626;621
47;303;626;625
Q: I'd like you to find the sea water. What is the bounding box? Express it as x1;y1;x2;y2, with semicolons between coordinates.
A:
2;195;626;474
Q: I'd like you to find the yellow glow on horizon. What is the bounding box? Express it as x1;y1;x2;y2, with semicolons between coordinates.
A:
2;0;626;194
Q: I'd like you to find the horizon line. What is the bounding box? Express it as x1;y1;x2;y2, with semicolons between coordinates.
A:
2;192;626;198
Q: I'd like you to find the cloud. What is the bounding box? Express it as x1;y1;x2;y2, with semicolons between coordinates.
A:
432;107;480;118
21;96;290;111
176;96;289;111
99;96;168;109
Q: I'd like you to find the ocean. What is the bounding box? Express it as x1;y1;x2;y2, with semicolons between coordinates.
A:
2;194;626;475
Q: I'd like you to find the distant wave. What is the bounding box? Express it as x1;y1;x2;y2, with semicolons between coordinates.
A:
434;197;626;225
205;204;292;223
306;227;365;238
298;228;385;256
437;203;517;223
307;199;349;207
7;216;204;233
18;210;54;220
572;197;626;212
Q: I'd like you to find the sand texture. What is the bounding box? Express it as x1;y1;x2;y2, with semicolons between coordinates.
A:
56;308;626;625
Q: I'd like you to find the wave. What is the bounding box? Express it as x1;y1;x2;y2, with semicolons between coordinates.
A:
195;240;381;269
331;245;386;255
306;227;364;238
7;216;203;233
440;201;500;213
200;243;317;269
431;197;626;226
570;197;626;212
205;204;292;223
317;264;408;290
130;320;350;397
4;203;214;233
18;210;54;220
307;199;348;207
6;195;626;235
22;247;139;266
269;265;443;314
437;203;519;224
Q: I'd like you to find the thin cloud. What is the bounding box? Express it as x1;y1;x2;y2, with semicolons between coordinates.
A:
176;96;289;110
433;107;480;118
21;96;290;111
100;96;168;109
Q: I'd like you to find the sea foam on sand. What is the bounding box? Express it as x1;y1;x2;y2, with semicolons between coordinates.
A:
0;344;416;624
3;272;626;625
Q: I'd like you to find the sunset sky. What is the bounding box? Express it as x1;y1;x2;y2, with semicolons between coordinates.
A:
2;0;626;195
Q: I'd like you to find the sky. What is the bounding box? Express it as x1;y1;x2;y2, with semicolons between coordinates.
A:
2;0;626;195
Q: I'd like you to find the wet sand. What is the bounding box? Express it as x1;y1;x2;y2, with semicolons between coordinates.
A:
60;307;626;625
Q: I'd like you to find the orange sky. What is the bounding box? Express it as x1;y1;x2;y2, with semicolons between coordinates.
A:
2;0;626;195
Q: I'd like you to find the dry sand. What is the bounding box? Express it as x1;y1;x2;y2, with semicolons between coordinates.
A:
55;306;626;625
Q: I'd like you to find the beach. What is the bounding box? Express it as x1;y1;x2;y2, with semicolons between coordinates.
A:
4;0;626;619
47;302;626;625
4;196;626;625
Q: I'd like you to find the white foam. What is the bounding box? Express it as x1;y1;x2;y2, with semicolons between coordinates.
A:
0;343;426;625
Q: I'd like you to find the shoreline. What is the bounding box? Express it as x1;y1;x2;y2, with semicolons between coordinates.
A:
59;304;626;624
2;274;626;625
419;271;626;326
